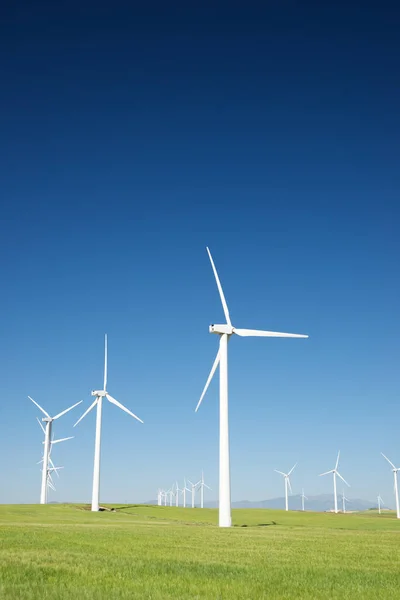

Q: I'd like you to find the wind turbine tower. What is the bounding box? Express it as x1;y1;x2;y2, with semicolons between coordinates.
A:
195;247;308;527
341;490;350;513
301;488;308;512
381;453;400;519
275;464;297;511
29;396;82;504
74;335;144;511
319;451;349;514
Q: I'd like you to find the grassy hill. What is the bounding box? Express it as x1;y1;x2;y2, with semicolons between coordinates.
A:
0;504;399;599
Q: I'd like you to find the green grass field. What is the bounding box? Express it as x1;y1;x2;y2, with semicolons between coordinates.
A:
0;504;399;599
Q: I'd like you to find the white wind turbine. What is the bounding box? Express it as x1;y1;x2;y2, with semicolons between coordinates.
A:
74;334;144;512
187;479;197;508
175;482;182;507
181;479;191;508
319;451;350;514
275;463;297;511
341;490;350;513
29;396;82;504
195;247;308;527
197;471;211;509
381;453;400;519
377;494;384;515
301;488;308;512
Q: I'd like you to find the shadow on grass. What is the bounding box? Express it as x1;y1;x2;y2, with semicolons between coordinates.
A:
236;521;277;528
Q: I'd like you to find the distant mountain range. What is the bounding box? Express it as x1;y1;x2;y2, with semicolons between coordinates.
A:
149;494;379;512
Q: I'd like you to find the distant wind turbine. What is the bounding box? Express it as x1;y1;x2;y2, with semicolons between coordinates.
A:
319;451;349;514
377;494;384;515
181;479;190;508
301;488;308;512
74;334;144;512
197;471;211;509
187;479;197;508
29;396;82;504
341;490;350;513
195;247;308;527
275;463;297;511
381;453;400;519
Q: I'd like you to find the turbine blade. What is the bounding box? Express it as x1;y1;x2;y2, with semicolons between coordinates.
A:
51;436;73;444
106;394;144;424
304;495;308;500
53;400;83;420
48;456;59;476
337;472;350;487
287;478;293;494
319;470;334;476
73;398;98;427
204;484;212;490
206;247;232;326
288;463;297;476
104;334;108;391
195;348;220;412
234;328;308;338
381;453;397;470
36;417;46;434
335;451;340;470
28;396;50;418
274;470;286;476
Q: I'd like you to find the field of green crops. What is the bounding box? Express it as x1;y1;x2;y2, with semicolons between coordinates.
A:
0;504;399;599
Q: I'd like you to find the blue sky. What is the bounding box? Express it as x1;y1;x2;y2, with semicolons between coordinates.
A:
1;2;399;507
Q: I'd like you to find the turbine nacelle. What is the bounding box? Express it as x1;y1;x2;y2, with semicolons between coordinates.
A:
209;324;234;335
92;390;106;397
42;417;52;423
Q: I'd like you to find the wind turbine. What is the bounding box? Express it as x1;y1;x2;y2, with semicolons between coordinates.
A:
74;334;144;512
301;488;308;512
377;494;384;515
197;471;211;508
381;453;400;519
274;464;297;511
187;479;197;508
175;482;182;507
341;490;350;513
29;396;82;504
195;247;308;527
181;479;190;508
319;451;349;514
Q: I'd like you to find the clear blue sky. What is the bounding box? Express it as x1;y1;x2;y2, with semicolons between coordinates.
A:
1;1;399;507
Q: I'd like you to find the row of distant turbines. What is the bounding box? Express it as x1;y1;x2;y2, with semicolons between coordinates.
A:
157;473;211;508
28;247;399;526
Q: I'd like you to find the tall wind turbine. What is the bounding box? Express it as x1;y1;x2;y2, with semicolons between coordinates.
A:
341;490;350;513
319;451;349;514
197;471;211;509
377;494;384;515
381;453;400;519
181;479;190;508
187;480;197;508
74;334;144;512
301;488;308;512
275;464;297;511
175;482;182;507
29;396;82;504
195;247;308;527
